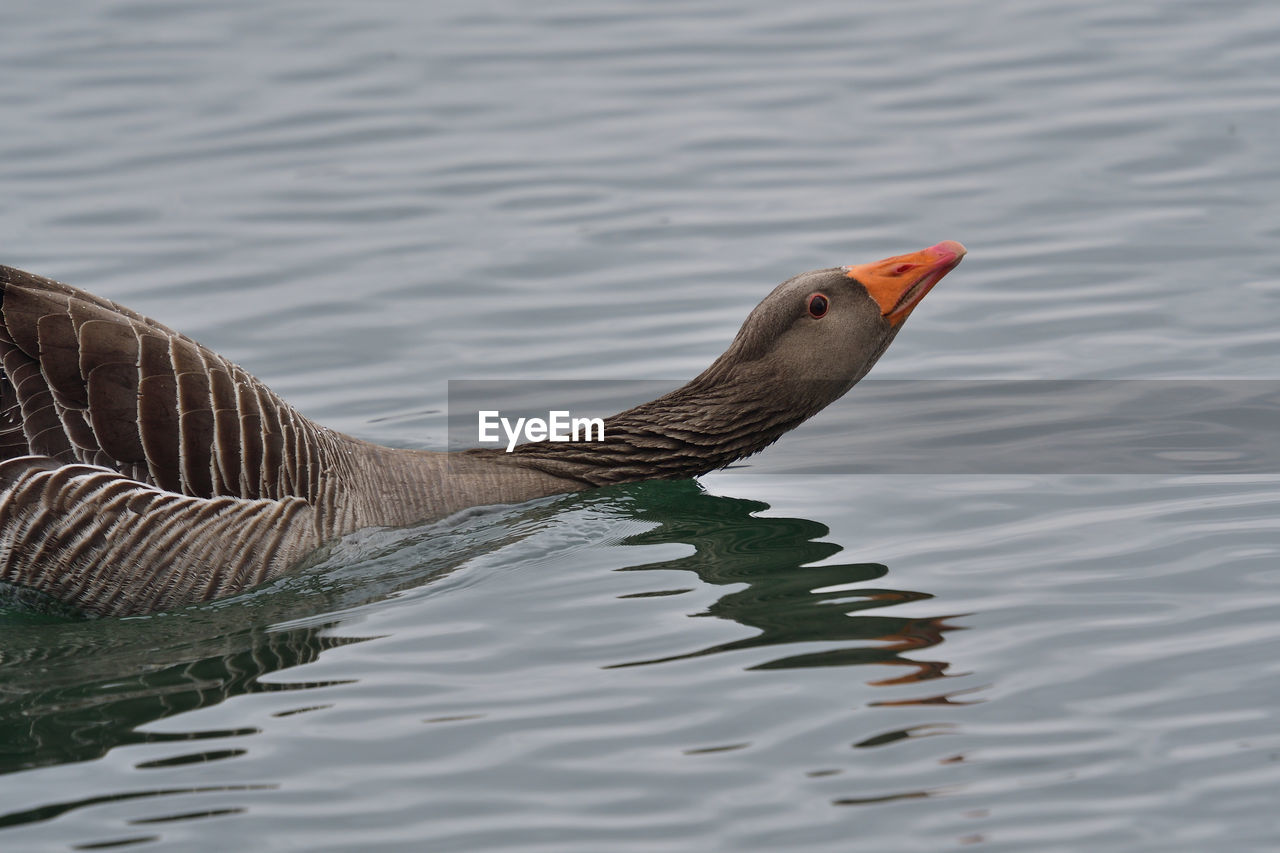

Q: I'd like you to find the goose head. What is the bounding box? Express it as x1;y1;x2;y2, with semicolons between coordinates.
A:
695;240;967;415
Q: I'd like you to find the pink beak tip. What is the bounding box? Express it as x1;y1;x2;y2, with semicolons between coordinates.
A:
930;240;968;261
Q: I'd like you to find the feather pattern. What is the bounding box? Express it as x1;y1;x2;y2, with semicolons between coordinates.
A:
0;267;335;505
0;457;318;616
0;265;589;615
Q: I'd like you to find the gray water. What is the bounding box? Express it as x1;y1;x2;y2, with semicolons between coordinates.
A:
2;0;1279;850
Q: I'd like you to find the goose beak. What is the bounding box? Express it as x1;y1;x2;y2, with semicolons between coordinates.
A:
843;240;966;326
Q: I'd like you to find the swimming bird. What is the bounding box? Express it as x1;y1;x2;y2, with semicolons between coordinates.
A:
0;242;965;616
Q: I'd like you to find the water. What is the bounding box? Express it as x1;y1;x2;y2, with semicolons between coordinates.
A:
2;0;1279;849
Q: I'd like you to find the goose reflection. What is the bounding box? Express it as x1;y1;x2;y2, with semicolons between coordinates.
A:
602;480;965;688
0;617;357;785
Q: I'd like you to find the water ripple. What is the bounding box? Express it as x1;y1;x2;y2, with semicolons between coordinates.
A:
2;0;1279;849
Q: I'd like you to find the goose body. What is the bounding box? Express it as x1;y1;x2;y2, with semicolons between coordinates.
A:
0;242;964;616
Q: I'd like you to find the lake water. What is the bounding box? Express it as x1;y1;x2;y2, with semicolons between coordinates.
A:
2;0;1279;850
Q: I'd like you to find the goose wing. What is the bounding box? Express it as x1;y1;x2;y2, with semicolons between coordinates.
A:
0;456;319;617
0;265;327;503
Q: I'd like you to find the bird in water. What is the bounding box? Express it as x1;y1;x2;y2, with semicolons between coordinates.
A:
0;241;965;617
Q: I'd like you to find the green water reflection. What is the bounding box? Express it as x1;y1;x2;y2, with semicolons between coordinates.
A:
605;481;965;684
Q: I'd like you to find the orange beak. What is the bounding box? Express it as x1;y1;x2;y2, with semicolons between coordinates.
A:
843;240;966;326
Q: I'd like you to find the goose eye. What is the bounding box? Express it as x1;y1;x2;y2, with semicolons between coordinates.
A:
807;293;829;319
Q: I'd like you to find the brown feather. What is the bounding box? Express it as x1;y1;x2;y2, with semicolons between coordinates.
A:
87;362;146;462
2;285;54;357
138;372;181;493
36;311;85;407
77;317;141;379
235;374;265;499
208;366;241;495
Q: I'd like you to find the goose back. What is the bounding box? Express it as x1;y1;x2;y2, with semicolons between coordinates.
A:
0;265;334;505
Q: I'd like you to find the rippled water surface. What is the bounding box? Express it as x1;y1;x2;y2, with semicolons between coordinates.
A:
2;0;1279;850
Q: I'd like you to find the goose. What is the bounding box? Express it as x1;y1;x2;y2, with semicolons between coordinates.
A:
0;241;965;617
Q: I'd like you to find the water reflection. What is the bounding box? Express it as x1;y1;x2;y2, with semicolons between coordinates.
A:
0;500;559;798
0;615;361;782
604;480;967;691
0;479;976;832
